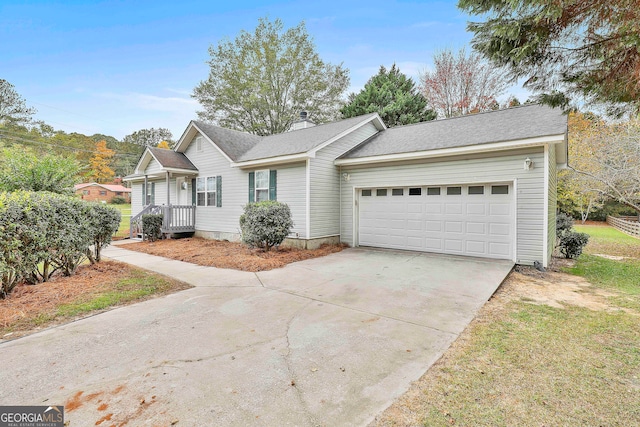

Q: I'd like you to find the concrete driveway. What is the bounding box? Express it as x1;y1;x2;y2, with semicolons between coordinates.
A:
0;246;513;426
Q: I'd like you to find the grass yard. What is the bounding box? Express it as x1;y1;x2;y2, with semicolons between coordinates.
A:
0;260;191;341
107;203;131;238
374;223;640;426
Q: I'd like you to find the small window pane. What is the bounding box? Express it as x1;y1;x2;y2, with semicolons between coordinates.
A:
207;176;215;191
197;193;206;206
256;189;269;202
197;178;205;191
427;187;440;196
468;186;484;195
409;188;422;196
491;185;509;195
447;186;462;195
255;170;269;189
376;189;387;196
361;189;372;196
207;192;216;206
392;188;403;196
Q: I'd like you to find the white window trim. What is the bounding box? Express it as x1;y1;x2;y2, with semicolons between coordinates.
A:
196;136;203;152
255;169;270;202
196;176;217;207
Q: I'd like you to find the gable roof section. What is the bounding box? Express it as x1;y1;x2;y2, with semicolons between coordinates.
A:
191;121;261;161
147;147;198;170
173;113;385;167
339;105;567;162
235;113;380;162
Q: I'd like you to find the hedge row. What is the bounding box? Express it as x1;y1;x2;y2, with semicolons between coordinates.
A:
0;191;121;298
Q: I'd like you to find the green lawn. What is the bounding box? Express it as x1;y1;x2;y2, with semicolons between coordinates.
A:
107;203;131;238
375;223;640;426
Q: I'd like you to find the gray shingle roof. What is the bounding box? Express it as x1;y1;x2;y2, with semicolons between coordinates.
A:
236;114;378;162
193;114;379;162
192;121;261;161
341;104;567;159
149;147;198;170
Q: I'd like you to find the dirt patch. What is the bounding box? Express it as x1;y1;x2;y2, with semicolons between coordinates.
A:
124;238;346;272
0;261;191;341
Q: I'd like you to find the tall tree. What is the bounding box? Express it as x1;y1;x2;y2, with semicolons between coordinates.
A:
0;79;36;126
458;0;640;115
122;127;174;148
341;64;436;127
566;115;640;215
193;17;350;136
0;147;81;194
87;140;115;183
421;48;509;118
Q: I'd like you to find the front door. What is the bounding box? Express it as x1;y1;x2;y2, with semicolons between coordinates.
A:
176;177;189;205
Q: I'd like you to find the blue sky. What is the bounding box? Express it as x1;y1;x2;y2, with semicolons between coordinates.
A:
0;0;528;140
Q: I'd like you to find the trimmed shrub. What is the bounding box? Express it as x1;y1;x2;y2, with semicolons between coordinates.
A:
239;201;293;251
556;212;574;237
86;203;121;263
559;231;590;259
142;214;163;242
0;191;123;297
110;195;127;204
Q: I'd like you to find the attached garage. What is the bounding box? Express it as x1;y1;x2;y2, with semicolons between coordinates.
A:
336;105;568;267
358;183;514;260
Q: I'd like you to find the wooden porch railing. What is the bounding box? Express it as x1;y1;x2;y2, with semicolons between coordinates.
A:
607;215;640;238
130;205;196;239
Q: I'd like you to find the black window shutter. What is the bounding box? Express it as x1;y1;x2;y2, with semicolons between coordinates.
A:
269;170;277;201
216;175;222;207
191;178;196;205
248;172;255;202
151;182;155;205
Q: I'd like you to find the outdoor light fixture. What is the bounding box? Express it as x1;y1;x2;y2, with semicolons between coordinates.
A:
342;173;351;182
181;181;188;190
524;157;533;170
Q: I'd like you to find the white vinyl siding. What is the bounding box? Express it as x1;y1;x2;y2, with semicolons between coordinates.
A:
309;121;379;238
340;147;546;266
145;158;163;174
547;145;557;262
276;164;307;238
183;133;246;235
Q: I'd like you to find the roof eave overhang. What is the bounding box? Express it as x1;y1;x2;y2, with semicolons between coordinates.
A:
334;134;567;166
231;153;310;169
231;113;386;169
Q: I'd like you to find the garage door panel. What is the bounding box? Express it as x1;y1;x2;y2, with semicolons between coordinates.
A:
466;222;486;235
466;203;486;215
444;240;463;252
358;184;513;260
445;221;463;233
425;238;442;249
489;242;510;257
489;204;510;216
425;221;441;231
444;203;462;214
466;240;486;254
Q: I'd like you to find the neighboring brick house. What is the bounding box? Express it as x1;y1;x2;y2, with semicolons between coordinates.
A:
75;183;131;203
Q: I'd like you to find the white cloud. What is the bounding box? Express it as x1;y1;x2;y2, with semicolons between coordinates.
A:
97;91;198;113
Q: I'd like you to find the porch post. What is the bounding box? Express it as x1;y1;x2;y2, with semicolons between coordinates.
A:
166;171;171;206
144;175;148;206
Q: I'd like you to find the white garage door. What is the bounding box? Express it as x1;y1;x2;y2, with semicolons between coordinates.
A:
358;184;513;260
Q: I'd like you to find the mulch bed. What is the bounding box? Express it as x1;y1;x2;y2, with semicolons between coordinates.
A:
124;238;346;272
0;261;191;340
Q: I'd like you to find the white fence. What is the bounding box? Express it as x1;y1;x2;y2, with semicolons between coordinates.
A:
607;215;640;238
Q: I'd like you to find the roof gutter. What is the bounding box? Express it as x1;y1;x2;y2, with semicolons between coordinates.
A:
230;152;311;169
334;134;566;166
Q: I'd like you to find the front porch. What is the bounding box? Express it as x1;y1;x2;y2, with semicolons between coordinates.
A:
129;204;196;239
